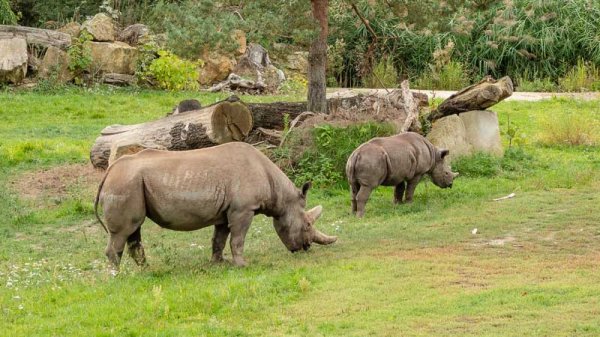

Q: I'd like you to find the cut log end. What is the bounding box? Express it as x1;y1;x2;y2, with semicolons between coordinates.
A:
211;101;254;143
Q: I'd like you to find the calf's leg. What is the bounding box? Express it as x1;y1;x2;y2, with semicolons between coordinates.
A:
355;185;374;218
227;210;253;267
211;223;231;263
394;182;406;204
404;175;422;203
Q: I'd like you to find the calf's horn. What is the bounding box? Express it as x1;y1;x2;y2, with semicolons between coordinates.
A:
452;172;459;178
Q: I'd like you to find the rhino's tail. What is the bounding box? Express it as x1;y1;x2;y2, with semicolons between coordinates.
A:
94;170;109;233
346;149;360;185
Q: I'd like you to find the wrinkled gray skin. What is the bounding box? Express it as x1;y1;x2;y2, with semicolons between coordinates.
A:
346;132;458;217
95;142;337;269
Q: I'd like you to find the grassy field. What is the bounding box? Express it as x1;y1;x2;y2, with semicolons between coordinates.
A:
0;88;599;336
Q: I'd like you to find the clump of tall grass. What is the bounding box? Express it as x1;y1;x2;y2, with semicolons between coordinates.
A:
362;57;399;88
413;40;471;90
559;60;600;92
537;112;599;146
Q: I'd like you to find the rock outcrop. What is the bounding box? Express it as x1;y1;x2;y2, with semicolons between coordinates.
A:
38;46;74;83
82;13;116;42
89;41;138;75
118;24;150;46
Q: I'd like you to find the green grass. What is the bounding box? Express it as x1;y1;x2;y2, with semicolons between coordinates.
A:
0;88;599;336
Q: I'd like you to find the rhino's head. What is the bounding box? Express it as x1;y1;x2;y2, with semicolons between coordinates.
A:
273;182;337;252
430;148;459;188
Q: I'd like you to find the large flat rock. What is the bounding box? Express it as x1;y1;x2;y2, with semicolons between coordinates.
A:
0;37;28;84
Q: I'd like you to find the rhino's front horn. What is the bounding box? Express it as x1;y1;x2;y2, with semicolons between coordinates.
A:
452;172;459;178
312;228;337;245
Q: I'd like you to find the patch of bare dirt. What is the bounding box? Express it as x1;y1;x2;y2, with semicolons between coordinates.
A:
11;163;104;201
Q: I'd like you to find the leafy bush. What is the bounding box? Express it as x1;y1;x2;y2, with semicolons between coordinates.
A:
279;74;308;96
67;31;93;84
144;51;201;91
279;122;396;187
0;0;17;24
537;111;599;146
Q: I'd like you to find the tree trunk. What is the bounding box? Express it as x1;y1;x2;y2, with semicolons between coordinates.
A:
428;76;514;122
307;0;328;114
0;25;71;49
90;98;253;169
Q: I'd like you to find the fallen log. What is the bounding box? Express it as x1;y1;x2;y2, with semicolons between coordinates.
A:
248;89;429;131
90;97;253;169
0;25;71;49
428;76;513;122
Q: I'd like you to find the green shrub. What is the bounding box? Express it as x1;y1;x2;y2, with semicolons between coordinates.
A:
280;74;308;96
363;57;399;88
144;50;201;90
280;122;396;187
0;0;17;24
67;31;93;84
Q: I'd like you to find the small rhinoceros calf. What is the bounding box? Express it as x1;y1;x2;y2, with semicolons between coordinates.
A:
95;142;337;269
346;132;458;217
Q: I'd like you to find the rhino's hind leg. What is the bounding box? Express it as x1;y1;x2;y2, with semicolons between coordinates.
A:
211;224;231;263
355;185;374;218
394;182;406;204
105;233;127;271
228;210;253;267
127;227;147;267
350;182;360;214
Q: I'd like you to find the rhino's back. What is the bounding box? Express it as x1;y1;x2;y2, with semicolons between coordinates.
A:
369;133;435;184
104;143;276;230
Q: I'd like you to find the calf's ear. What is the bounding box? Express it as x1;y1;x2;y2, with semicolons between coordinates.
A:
438;149;450;160
301;181;312;198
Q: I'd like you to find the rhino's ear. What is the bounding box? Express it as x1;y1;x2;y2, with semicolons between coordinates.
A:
301;181;312;199
438;149;450;160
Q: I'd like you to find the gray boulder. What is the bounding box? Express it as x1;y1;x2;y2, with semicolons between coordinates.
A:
427;110;503;160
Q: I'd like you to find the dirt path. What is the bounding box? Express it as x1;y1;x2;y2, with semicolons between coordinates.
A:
328;88;600;101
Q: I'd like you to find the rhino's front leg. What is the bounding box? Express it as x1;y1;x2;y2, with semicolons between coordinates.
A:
394;182;406;204
404;175;422;203
211;224;230;263
228;210;253;267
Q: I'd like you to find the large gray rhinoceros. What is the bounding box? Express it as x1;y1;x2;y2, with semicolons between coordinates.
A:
346;132;458;217
94;142;337;269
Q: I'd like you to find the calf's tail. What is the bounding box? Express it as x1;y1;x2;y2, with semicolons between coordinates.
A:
94;171;109;233
346;150;360;185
